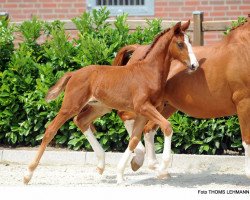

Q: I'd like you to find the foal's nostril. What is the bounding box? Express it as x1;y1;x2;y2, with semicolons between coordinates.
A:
191;64;196;70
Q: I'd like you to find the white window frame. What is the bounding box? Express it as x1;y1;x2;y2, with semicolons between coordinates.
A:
87;0;154;16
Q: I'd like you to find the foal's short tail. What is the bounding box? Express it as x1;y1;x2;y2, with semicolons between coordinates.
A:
45;72;73;102
112;44;139;66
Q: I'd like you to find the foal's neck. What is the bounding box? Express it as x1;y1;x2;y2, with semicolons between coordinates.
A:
144;39;172;81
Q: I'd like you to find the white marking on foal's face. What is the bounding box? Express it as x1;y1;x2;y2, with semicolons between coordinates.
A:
184;34;199;71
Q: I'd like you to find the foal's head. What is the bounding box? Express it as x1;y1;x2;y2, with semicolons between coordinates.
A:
169;21;199;71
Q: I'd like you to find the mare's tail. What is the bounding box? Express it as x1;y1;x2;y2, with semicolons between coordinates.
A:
45;72;73;102
112;44;140;66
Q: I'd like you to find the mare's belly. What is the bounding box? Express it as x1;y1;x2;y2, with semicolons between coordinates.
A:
167;96;237;119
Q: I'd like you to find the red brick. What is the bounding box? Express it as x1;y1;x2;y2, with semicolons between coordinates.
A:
78;8;85;13
197;6;213;11
242;11;250;16
57;3;73;8
21;0;38;2
74;3;85;8
210;12;225;16
155;13;167;18
18;3;34;8
55;9;69;13
181;6;197;12
226;11;242;16
39;9;54;14
227;0;242;4
155;7;164;12
239;5;250;10
24;9;39;13
43;3;57;8
230;6;238;10
3;4;18;8
11;14;27;19
169;12;185;18
213;6;228;11
163;7;180;12
169;1;184;6
185;1;200;6
209;0;225;5
201;1;209;5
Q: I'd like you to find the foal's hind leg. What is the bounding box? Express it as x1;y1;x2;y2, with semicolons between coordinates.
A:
23;107;79;184
23;82;91;184
73;103;111;175
235;98;250;178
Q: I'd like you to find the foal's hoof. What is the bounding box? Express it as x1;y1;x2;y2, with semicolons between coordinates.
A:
96;167;104;175
23;176;31;185
131;159;141;172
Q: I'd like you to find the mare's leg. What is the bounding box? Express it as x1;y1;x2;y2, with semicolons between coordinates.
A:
144;105;177;172
23;85;90;184
235;98;250;178
124;120;146;171
117;115;148;184
117;111;146;171
73;103;111;174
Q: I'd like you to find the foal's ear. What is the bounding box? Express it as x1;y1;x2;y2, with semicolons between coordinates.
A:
173;21;182;35
181;20;190;32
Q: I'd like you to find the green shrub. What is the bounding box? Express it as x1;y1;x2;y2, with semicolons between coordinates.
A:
0;18;14;71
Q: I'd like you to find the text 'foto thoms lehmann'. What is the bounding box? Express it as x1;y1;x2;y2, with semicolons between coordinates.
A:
198;190;250;195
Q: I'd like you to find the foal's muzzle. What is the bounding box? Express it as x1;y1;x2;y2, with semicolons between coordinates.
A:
188;61;199;71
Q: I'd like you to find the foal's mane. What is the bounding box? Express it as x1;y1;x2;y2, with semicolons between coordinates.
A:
139;28;170;60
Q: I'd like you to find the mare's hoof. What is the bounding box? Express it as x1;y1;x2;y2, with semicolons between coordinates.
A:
96;167;104;175
157;172;171;180
116;177;125;185
148;161;159;170
246;171;250;179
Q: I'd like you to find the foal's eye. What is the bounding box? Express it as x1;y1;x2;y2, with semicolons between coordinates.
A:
177;42;184;49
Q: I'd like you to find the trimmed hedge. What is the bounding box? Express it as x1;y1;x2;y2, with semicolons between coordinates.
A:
0;8;244;154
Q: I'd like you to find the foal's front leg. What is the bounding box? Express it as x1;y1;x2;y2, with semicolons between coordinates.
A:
136;102;173;178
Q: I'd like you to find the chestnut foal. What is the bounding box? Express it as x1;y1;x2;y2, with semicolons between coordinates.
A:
23;22;197;184
72;20;197;178
114;16;250;179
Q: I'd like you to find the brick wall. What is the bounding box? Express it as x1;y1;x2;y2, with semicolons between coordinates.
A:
155;0;249;21
0;0;85;21
0;0;249;44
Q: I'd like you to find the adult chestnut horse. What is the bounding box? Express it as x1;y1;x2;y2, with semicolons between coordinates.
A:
23;22;198;184
113;16;250;179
